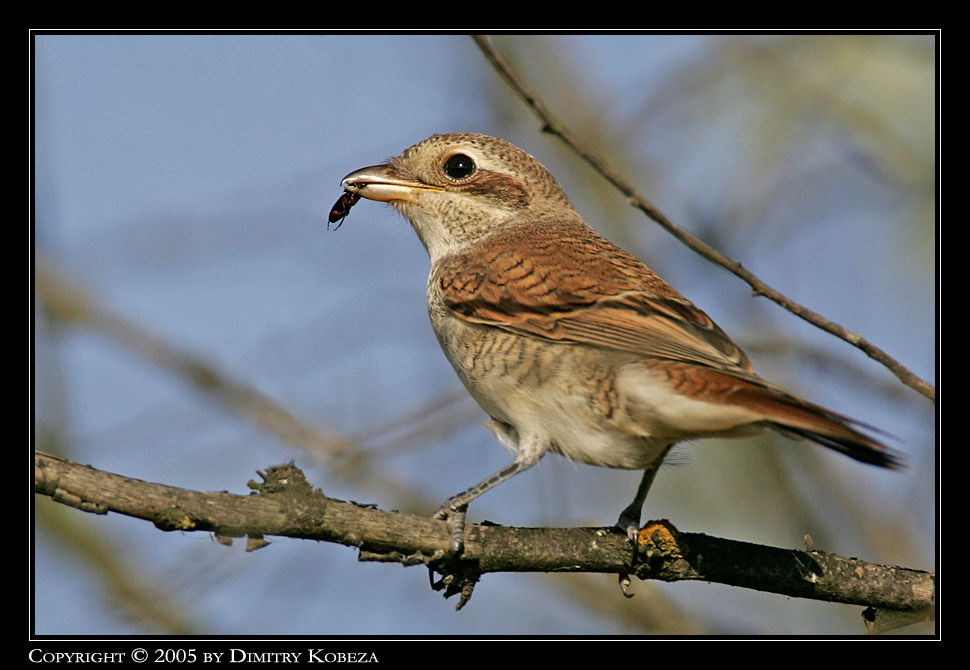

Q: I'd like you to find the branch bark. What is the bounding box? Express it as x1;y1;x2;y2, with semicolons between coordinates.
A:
471;35;935;405
34;450;935;618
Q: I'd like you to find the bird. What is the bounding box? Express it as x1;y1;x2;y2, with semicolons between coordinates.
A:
335;132;901;558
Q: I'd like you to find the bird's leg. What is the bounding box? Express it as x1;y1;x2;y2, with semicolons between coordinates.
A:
429;426;544;607
433;423;544;556
615;445;674;543
429;455;538;608
615;445;672;596
433;458;533;556
616;467;660;545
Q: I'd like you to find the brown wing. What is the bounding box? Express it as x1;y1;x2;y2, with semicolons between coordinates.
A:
433;219;754;374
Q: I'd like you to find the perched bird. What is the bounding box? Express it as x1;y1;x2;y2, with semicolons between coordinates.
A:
337;132;901;556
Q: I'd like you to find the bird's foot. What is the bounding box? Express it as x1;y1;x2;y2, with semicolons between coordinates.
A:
429;502;478;610
427;550;480;611
614;506;643;597
432;501;468;557
622;519;686;597
616;509;642;547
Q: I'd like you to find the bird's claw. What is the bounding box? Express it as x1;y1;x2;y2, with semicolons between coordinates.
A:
618;573;635;598
428;563;479;611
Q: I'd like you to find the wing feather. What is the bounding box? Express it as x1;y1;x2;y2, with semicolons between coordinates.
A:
433;220;753;373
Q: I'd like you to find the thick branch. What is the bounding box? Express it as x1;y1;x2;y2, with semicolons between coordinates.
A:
471;35;935;404
34;451;934;615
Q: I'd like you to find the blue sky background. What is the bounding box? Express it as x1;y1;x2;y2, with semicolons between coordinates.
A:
33;33;936;636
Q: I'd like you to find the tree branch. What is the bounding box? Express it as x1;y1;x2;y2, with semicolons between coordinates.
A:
34;450;935;618
471;35;935;405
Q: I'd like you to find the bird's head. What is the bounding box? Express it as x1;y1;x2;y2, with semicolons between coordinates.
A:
340;133;578;261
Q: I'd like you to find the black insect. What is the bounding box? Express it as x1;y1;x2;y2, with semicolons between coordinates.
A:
328;191;361;230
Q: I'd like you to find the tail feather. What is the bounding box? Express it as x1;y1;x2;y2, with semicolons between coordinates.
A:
728;379;904;469
768;422;903;469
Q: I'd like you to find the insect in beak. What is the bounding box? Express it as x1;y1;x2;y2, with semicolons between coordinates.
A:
328;191;361;230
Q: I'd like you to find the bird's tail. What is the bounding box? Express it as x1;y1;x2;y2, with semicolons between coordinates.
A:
728;378;903;469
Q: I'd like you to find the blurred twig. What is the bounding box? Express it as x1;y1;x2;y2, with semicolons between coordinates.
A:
471;35;935;404
35;253;355;461
36;496;200;634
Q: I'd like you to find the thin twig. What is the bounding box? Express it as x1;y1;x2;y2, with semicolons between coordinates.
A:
471;35;935;404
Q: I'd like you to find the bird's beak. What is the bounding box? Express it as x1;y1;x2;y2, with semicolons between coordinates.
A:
340;165;443;203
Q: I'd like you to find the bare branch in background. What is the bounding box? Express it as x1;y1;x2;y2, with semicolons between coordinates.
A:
471;35;934;404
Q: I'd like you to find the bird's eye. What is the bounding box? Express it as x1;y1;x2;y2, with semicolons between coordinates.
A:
443;153;476;180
